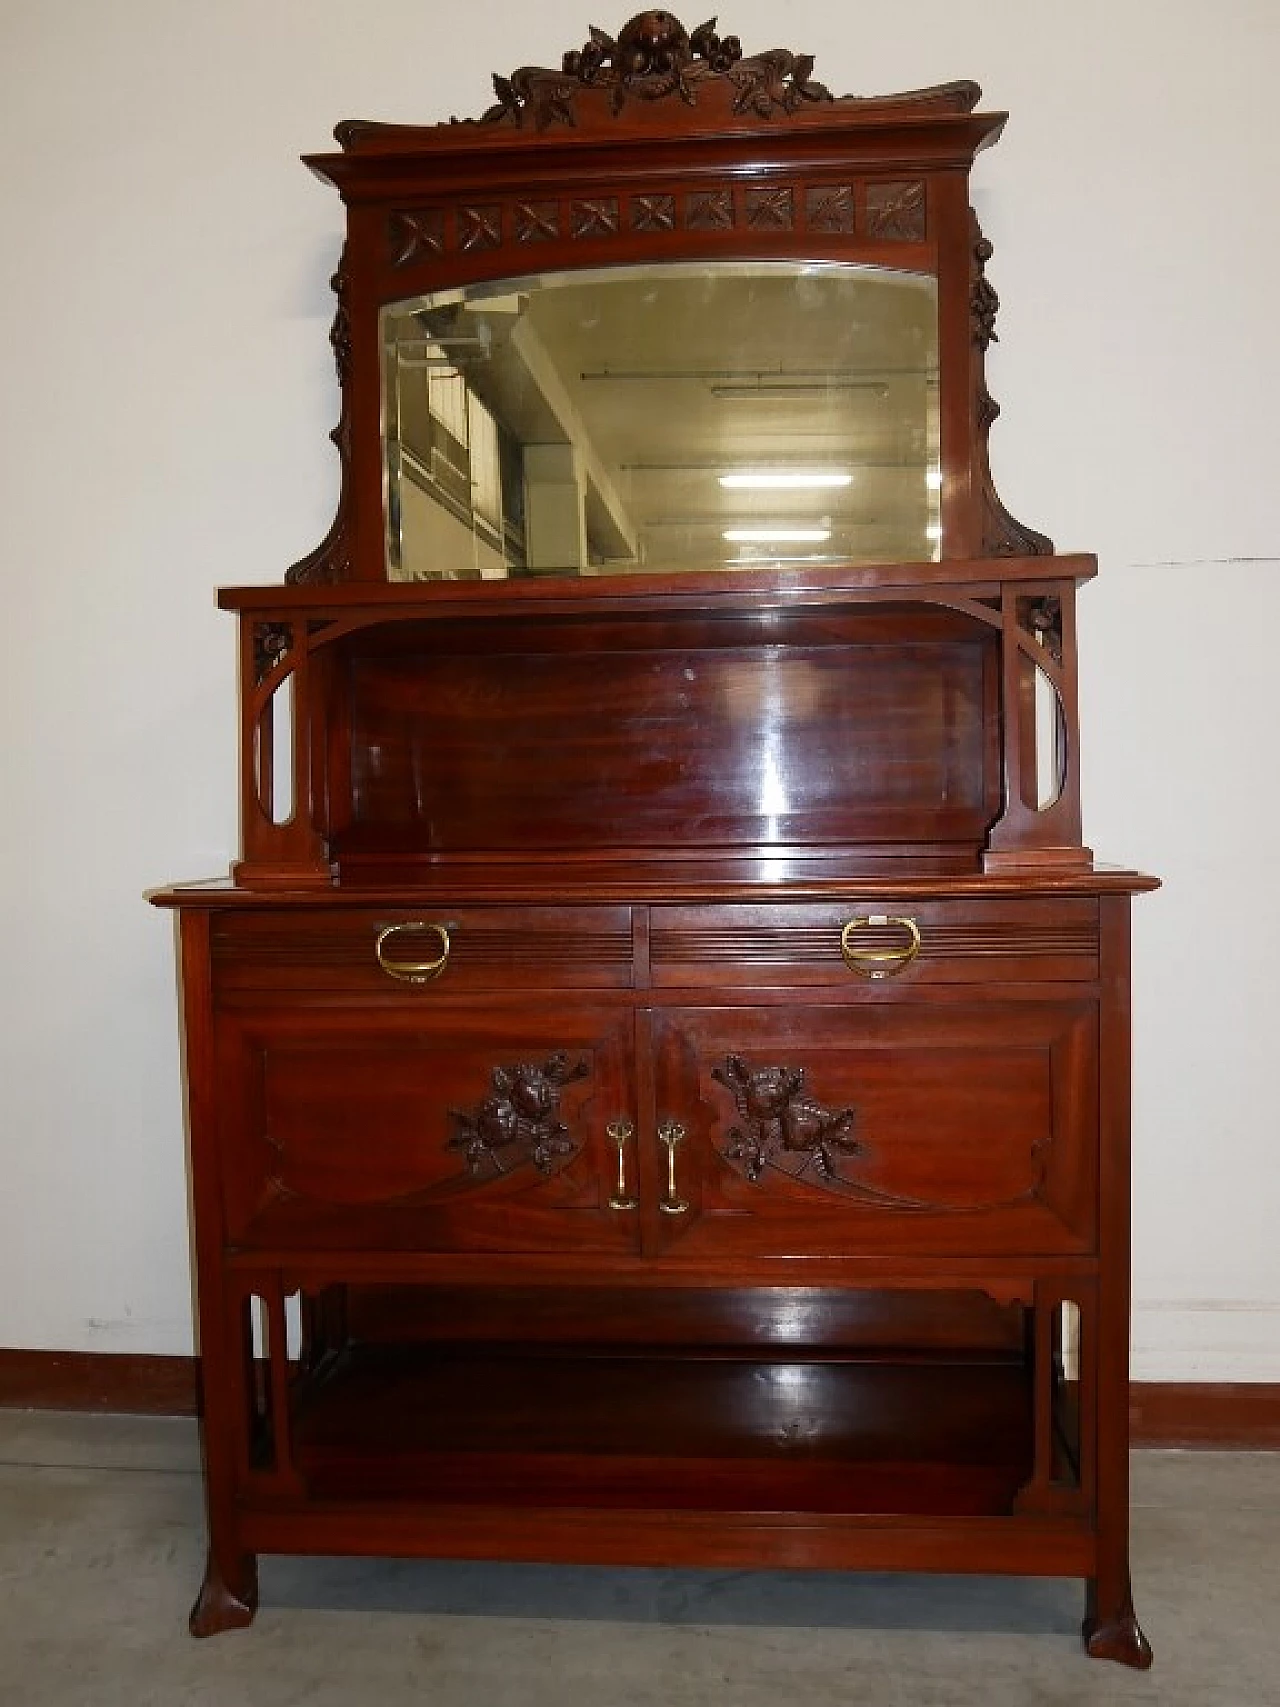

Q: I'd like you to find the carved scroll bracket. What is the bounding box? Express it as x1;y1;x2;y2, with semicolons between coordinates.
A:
286;252;352;586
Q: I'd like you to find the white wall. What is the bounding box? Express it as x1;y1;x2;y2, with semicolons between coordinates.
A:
0;0;1276;1377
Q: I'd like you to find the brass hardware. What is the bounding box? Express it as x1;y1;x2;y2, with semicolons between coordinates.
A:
607;1119;638;1210
839;913;921;980
658;1119;689;1215
374;920;451;983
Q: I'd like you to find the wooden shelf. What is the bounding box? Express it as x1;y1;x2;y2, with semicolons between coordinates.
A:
291;1347;1035;1518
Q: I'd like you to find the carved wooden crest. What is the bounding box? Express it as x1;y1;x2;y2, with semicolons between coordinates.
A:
483;11;832;130
447;1052;590;1177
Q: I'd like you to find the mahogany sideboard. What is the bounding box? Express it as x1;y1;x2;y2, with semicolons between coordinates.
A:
152;12;1157;1666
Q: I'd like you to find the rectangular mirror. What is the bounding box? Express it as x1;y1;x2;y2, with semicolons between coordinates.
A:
381;261;940;580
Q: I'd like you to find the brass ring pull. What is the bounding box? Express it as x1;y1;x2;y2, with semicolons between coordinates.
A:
839;914;922;980
607;1119;638;1211
374;921;451;984
658;1120;689;1215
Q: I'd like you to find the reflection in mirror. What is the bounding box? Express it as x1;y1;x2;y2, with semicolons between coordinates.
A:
381;263;939;580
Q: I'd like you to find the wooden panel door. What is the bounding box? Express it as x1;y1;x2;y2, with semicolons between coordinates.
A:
648;1003;1097;1260
216;1004;638;1254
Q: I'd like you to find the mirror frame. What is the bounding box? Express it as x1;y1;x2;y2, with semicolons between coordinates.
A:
288;11;1050;586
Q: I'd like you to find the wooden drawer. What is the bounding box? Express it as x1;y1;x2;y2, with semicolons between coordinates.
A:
649;899;1098;987
212;906;634;994
650;1001;1097;1259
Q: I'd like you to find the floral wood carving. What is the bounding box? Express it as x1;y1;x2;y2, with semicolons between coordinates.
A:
482;12;832;130
458;205;503;250
970;230;1000;350
710;1053;1051;1212
253;621;292;686
1018;595;1064;665
447;1053;590;1178
712;1055;859;1184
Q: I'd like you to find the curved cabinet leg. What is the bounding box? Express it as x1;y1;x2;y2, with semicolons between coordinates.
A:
189;1547;259;1637
1083;1578;1153;1669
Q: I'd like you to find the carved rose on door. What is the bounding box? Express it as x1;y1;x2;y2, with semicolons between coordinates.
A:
448;1053;590;1177
711;1054;859;1183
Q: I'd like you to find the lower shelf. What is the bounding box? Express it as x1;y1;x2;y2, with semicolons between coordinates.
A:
290;1347;1035;1518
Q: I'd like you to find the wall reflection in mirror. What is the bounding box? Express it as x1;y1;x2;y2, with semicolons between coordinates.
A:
381;262;940;581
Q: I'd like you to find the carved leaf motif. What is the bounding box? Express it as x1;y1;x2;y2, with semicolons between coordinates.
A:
744;186;794;229
805;184;855;233
685;188;734;230
571;197;620;238
389;208;445;267
514;200;560;243
459;205;503;250
630;193;676;232
866;180;926;241
447;1053;590;1180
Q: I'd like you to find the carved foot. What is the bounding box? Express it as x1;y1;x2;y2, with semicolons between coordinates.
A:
1083;1586;1153;1668
189;1549;258;1637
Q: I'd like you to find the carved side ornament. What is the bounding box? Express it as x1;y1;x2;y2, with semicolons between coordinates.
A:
286;253;353;586
970;214;1054;558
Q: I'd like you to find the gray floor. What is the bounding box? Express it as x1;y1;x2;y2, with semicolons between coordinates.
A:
0;1413;1276;1707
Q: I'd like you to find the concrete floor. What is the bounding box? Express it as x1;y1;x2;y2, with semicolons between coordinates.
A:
0;1413;1276;1707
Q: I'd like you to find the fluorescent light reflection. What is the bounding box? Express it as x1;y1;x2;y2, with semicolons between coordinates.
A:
718;471;852;490
723;528;832;544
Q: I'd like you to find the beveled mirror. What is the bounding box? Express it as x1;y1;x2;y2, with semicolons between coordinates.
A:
381;262;940;579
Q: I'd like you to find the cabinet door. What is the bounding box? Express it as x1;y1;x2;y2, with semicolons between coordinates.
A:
216;1004;638;1254
648;1003;1096;1259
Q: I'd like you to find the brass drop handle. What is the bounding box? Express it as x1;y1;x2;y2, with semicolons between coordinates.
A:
840;914;921;980
658;1119;689;1216
607;1119;638;1211
374;921;451;984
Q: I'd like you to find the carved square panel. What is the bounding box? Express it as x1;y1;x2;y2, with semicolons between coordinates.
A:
388;208;445;268
866;180;927;241
630;193;676;233
805;184;855;234
571;197;620;238
685;189;734;231
744;187;795;230
514;200;560;243
458;205;503;251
